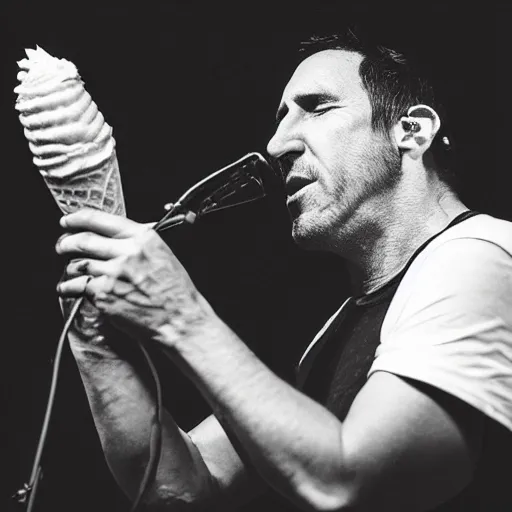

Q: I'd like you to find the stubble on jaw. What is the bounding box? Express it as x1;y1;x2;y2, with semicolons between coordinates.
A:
290;137;402;253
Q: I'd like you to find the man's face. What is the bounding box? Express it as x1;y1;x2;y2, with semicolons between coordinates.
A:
267;50;401;250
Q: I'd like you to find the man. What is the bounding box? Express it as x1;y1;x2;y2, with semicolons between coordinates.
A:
56;32;512;511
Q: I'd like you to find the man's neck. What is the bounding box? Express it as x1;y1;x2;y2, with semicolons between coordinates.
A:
337;185;469;296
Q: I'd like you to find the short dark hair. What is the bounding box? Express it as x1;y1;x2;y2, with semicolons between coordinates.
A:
298;30;458;192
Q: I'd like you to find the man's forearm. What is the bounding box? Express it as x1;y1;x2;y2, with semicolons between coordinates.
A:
160;315;352;512
68;331;219;509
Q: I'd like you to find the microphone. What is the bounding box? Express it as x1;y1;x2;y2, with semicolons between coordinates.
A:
14;46;126;217
154;151;274;232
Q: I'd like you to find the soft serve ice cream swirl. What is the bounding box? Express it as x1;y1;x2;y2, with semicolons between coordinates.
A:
15;46;115;179
14;46;125;215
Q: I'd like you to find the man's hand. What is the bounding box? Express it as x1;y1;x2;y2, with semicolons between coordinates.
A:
56;208;214;346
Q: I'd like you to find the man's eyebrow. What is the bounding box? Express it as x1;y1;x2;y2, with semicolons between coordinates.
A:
275;92;339;124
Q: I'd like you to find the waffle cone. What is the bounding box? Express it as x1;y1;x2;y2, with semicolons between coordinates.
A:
43;149;126;216
14;46;126;217
15;46;126;338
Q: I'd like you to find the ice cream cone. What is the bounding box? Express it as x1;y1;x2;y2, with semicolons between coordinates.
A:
14;46;126;216
14;46;126;338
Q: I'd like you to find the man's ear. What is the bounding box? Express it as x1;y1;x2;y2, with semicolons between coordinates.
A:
393;105;441;160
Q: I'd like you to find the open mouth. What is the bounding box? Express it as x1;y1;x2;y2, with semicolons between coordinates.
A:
285;176;313;198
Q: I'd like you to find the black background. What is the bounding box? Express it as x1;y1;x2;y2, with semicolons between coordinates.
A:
2;1;511;511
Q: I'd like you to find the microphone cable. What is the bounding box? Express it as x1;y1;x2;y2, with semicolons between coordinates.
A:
12;214;188;512
11;152;272;512
11;295;164;512
11;296;84;512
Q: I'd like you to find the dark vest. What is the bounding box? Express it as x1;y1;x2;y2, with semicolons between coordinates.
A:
299;210;480;410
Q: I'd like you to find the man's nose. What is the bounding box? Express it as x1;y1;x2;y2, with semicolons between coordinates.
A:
266;119;305;160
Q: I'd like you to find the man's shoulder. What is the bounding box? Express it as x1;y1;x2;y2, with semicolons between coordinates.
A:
384;212;512;337
392;213;512;297
377;214;512;433
398;213;512;297
433;213;512;255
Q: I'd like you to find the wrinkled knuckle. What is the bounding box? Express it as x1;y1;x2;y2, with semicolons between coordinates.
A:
85;278;100;301
73;259;89;276
102;275;116;295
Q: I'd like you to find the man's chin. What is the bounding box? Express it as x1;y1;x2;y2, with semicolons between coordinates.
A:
291;219;325;251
